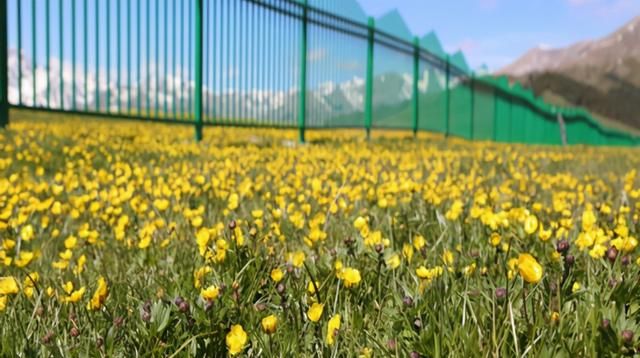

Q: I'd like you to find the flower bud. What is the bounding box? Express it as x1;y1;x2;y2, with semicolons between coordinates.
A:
179;301;190;313
276;283;286;295
410;352;421;358
41;331;55;345
228;220;237;230
495;287;507;300
141;310;151;322
601;319;610;330
70;327;80;337
622;330;634;345
607;246;618;263
205;300;215;312
386;339;397;350
413;318;422;332
375;244;384;254
622;255;630;266
403;296;414;307
556;239;569;254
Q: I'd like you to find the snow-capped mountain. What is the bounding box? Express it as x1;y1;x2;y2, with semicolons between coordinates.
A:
7;49;444;125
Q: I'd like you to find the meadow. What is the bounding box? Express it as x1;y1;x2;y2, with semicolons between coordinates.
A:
1;113;640;357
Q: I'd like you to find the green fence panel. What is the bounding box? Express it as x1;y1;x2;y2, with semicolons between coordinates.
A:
449;77;472;138
418;61;446;133
472;84;494;140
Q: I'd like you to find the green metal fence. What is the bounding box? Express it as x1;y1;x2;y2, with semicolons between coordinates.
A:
0;0;638;146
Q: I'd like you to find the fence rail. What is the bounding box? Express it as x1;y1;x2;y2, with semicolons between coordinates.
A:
0;0;638;146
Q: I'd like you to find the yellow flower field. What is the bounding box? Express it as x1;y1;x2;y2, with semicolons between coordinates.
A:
2;113;640;356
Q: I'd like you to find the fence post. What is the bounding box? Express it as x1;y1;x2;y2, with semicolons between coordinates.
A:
194;0;203;141
469;72;475;140
412;37;419;137
298;0;308;143
444;55;451;138
0;0;7;128
557;111;567;146
364;17;374;140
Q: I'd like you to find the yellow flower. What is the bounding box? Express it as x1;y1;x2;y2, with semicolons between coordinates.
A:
326;314;341;346
270;268;284;283
0;277;19;295
524;215;539;235
572;282;581;293
353;216;367;230
64;287;86;303
416;266;444;281
153;198;170;211
261;314;278;334
287;251;305;268
402;244;414;262
307;303;324;322
63;281;74;294
582;209;597;231
200;285;220;301
14;251;35;268
442;250;454;266
550;311;560;323
413;235;426;250
227;193;240;211
518;253;543;284
386;254;401;269
490;232;501;247
193;266;212;289
226;324;248;356
64;236;78;249
307;281;320;295
340;268;361;288
20;225;35;241
611;237;638;253
23;273;39;299
196;228;211;256
87;276;109;311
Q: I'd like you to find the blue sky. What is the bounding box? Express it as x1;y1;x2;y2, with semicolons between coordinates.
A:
358;0;640;71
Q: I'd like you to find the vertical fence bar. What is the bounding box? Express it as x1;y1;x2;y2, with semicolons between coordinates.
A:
0;0;7;127
155;0;159;117
412;37;419;137
163;0;168;116
298;0;308;143
444;55;451;138
364;17;374;140
84;0;87;111
117;0;120;114
59;0;64;110
95;0;100;111
72;0;76;110
127;0;131;113
146;0;150;118
46;0;50;107
32;0;36;107
106;0;110;114
17;0;21;105
194;0;203;140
